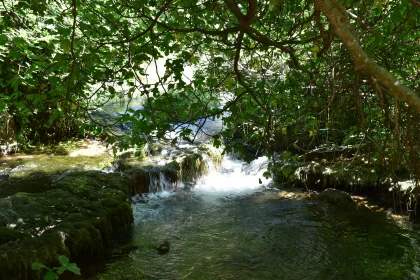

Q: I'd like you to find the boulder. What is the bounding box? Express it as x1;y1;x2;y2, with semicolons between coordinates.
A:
0;170;133;280
318;188;355;206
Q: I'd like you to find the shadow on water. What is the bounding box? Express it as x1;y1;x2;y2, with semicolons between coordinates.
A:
91;186;420;280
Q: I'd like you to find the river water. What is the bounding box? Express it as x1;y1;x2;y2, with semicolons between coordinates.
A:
90;155;420;280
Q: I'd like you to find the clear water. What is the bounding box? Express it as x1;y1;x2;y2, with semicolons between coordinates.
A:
92;157;420;280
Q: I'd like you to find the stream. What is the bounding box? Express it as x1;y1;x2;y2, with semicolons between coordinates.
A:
92;155;420;280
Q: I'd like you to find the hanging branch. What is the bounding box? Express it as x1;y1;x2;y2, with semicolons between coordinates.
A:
314;0;420;114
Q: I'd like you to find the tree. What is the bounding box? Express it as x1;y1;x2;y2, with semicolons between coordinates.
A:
1;0;419;182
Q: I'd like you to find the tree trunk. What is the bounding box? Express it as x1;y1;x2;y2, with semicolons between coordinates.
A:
313;0;420;114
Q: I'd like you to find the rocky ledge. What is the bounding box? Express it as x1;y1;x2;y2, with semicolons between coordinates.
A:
0;170;133;280
274;158;417;215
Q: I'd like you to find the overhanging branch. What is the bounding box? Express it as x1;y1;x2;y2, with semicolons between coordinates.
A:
313;0;420;114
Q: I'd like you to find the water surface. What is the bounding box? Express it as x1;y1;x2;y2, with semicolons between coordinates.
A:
93;157;420;280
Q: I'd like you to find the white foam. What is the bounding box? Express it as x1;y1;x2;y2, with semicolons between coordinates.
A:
194;155;272;195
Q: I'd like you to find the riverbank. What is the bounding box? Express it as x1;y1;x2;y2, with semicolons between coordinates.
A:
0;140;223;279
273;152;418;220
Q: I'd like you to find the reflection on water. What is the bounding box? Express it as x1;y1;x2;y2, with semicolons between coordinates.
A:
93;157;420;280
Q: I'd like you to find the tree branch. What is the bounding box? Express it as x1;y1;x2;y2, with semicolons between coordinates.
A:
313;0;420;114
408;0;420;7
98;0;173;46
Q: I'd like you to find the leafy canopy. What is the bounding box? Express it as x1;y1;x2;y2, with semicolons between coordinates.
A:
0;0;419;173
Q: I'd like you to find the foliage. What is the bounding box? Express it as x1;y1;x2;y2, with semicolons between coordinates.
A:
32;255;81;280
0;0;419;189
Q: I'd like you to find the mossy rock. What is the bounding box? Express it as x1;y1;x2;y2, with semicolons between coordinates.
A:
199;144;223;169
0;172;54;198
181;153;208;186
0;170;133;279
318;188;356;208
127;160;181;195
0;231;68;280
56;170;131;195
0;227;31;246
127;168;150;195
276;161;392;195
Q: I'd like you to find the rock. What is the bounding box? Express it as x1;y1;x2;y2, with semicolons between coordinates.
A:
318;188;355;205
277;191;295;199
156;241;170;255
0;171;54;198
0;170;134;280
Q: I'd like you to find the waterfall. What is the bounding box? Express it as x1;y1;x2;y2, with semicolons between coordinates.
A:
194;155;272;195
131;154;273;204
148;171;178;193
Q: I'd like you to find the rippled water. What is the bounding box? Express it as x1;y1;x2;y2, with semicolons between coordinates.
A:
93;157;420;280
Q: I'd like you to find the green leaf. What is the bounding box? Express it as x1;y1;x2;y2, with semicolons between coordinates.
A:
0;34;9;45
60;39;71;52
44;18;55;24
58;255;69;265
281;166;294;178
127;87;135;98
224;77;235;91
281;151;292;160
31;262;47;270
67;263;81;275
57;26;72;36
44;271;56;280
56;266;66;275
213;56;224;64
0;100;6;111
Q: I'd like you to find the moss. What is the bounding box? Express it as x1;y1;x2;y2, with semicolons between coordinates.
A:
117;143;222;194
0;152;113;180
199;144;223;169
126;160;182;195
65;223;105;258
0;231;68;280
181;153;208;186
0;172;54;198
93;217;113;247
274;159;416;211
163;168;178;185
0;227;31;246
128;169;150;195
59;171;129;192
166;160;180;171
0;170;133;279
0;207;19;227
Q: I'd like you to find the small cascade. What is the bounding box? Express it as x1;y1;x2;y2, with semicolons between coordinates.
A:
130;146;223;200
131;153;273;204
148;170;178;193
194;155;272;195
200;153;217;173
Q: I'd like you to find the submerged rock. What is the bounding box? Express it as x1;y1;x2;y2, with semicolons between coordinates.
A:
156;241;170;255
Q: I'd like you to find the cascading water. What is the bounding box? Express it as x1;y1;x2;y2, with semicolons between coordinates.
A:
148;171;178;193
93;154;420;280
194;155;271;194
